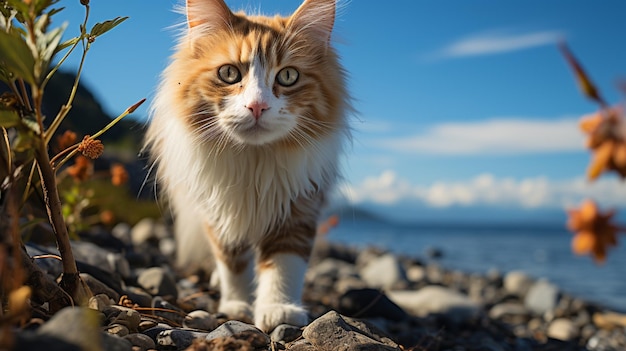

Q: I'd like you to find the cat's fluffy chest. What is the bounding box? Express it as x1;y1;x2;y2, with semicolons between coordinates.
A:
157;115;341;244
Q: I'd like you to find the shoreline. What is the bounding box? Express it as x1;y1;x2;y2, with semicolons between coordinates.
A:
11;219;626;350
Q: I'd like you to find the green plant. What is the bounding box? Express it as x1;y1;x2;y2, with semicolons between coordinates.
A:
0;0;144;317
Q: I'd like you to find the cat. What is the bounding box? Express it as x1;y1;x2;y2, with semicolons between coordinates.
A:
144;0;350;332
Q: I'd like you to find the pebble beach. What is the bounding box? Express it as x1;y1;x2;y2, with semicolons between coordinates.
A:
10;218;626;351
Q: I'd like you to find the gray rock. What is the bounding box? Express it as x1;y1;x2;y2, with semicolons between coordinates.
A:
105;324;130;337
138;267;178;298
104;306;142;331
504;271;534;297
71;241;129;277
524;279;559;315
88;293;114;312
183;310;218;331
124;286;153;307
14;331;82;351
489;303;531;324
111;222;132;244
157;329;210;350
37;307;105;350
101;333;133;351
359;253;407;290
270;324;303;343
302;311;400;351
159;237;176;257
287;339;317;351
131;218;157;245
204;320;268;346
123;333;156;351
387;286;481;324
307;258;359;280
80;273;120;301
336;288;408;321
151;296;185;325
547;318;579;341
406;265;425;282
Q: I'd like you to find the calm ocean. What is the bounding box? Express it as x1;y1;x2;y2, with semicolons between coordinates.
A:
327;218;626;311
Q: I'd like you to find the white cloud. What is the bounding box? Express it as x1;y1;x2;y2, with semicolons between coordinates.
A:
432;30;564;59
341;171;626;209
377;118;583;155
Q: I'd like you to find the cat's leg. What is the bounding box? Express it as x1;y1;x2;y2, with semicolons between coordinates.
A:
254;197;320;332
205;225;254;322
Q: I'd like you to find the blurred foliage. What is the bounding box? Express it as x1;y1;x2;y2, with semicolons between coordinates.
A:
561;43;625;263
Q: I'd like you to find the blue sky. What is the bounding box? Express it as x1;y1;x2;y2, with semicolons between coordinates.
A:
52;0;626;221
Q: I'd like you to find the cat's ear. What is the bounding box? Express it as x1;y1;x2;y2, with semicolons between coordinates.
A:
288;0;336;44
186;0;233;31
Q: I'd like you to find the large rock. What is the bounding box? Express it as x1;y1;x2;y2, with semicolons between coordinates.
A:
504;271;534;297
524;279;559;315
336;288;408;321
359;253;407;290
387;286;481;323
37;307;132;350
137;267;178;299
547;318;579;341
302;311;401;351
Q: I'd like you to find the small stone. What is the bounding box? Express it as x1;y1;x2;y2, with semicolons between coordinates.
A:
124;333;156;351
406;265;425;282
138;319;158;332
124;286;153;307
547;318;579;341
131;218;157;245
504;271;534;297
489;303;531;324
524;279;559;315
359;253;407;290
157;329;210;350
88;294;114;311
106;324;130;337
112;222;132;244
104;306;142;331
183;310;218;331
204;320;269;346
387;286;480;324
159;237;176;257
138;267;178;299
302;311;400;351
270;324;303;343
101;332;134;351
151;296;185;325
593;311;626;329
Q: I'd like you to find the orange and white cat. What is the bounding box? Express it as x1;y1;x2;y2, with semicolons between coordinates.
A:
145;0;349;332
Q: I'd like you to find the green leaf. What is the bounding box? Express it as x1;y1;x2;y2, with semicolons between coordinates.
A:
0;109;20;128
0;30;36;84
89;16;128;38
56;36;79;53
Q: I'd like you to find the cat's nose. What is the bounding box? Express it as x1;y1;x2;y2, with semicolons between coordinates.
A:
246;101;269;119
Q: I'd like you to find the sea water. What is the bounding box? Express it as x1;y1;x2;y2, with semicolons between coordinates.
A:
327;218;626;311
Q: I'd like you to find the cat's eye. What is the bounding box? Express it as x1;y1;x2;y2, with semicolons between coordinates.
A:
276;67;299;87
218;64;242;84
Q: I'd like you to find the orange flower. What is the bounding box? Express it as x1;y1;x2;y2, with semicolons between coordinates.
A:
579;106;626;180
110;163;129;186
56;130;77;152
77;135;104;159
566;199;619;263
99;210;115;225
66;156;93;182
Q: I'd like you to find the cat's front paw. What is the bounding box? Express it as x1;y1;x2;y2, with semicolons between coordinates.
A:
219;300;253;324
254;303;309;332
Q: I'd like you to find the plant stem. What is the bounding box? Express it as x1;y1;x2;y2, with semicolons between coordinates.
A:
34;138;78;277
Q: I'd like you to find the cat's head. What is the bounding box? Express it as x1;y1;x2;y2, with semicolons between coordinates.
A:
167;0;348;148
